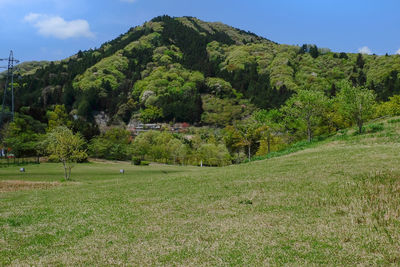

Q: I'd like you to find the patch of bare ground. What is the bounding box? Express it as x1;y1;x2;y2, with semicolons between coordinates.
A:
0;180;61;193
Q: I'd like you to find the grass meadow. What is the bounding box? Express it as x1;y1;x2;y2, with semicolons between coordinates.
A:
1;118;400;265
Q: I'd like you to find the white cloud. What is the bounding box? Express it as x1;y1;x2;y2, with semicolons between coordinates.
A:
396;48;400;55
358;46;372;55
24;13;41;22
24;13;94;39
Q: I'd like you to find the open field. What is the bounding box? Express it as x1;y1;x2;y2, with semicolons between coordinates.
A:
1;119;400;265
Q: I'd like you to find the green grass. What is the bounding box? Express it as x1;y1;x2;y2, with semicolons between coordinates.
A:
1;118;400;265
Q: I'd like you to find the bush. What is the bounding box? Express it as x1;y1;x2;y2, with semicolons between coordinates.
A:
388;118;400;124
140;161;150;166
89;128;132;161
132;157;142;165
365;123;384;133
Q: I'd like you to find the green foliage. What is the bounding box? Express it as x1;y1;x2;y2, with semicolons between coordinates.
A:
256;135;286;156
282;89;330;142
89;128;132;161
365;123;384;133
197;143;231;166
130;130;231;166
73;52;129;93
131;131;182;163
337;81;376;133
6;15;400;152
298;44;319;58
375;94;400;116
249;139;322;162
140;106;164;123
252;109;284;155
133;64;204;122
388;118;400;124
152;45;183;65
201;94;254;126
132;156;142;165
1;114;46;158
45;126;88;180
205;77;240;98
47;105;71;131
223;118;266;161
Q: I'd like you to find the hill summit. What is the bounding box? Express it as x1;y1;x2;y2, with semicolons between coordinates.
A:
3;15;400;127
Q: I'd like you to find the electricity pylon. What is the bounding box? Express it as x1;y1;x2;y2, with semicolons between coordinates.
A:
0;51;19;128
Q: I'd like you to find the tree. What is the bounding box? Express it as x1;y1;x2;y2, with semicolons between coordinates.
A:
339;52;348;60
356;53;365;69
282;89;329;142
131;131;157;160
233;119;264;161
45;126;87;180
167;138;185;164
197;143;231;167
224;125;244;162
337;81;376;134
89;127;131;160
252;109;283;154
46;105;71;131
1;114;46;158
309;45;319;59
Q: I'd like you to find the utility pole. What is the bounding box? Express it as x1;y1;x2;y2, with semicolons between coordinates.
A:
0;51;19;128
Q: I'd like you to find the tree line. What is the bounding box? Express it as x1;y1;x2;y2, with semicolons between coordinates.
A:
3;78;399;180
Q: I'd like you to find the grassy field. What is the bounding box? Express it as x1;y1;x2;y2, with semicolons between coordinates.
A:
1;119;400;265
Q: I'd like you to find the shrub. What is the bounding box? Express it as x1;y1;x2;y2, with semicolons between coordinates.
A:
388;118;400;124
365;123;384;133
132;156;142;165
140;161;150;166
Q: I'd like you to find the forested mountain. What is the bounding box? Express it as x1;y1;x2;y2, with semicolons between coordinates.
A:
2;15;400;128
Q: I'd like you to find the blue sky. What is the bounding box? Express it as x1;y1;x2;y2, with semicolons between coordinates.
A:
1;0;400;63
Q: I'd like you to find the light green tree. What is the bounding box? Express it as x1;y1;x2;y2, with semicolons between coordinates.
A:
2;114;45;158
234;119;264;161
252;109;282;154
282;89;330;142
46;105;71;131
45;126;87;180
131;131;159;160
167;138;184;164
197;143;231;167
337;81;376;134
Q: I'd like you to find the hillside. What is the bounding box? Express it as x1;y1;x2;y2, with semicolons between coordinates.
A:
1;15;400;128
0;61;49;79
1;116;399;265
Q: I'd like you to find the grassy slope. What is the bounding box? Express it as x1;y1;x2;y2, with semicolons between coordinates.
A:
1;119;400;265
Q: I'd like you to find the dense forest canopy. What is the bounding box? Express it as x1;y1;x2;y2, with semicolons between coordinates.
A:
1;15;400;126
2;15;400;165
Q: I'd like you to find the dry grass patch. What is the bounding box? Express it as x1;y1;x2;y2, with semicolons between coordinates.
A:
0;180;61;193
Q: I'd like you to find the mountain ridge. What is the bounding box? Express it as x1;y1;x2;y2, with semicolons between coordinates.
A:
1;15;400;129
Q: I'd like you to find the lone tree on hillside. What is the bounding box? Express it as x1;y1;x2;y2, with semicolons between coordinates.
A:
337;81;376;134
282;89;329;142
45;126;87;180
